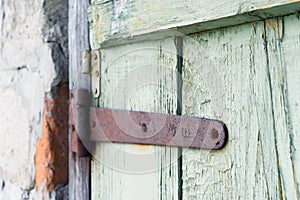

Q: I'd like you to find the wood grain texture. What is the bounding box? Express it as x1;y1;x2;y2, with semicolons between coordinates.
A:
181;15;300;199
69;0;91;199
89;0;300;48
91;38;180;200
264;15;300;199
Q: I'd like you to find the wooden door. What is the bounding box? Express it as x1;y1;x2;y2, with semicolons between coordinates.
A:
91;38;180;200
88;1;300;199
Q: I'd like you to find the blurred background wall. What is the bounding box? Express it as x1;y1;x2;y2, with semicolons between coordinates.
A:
0;0;69;199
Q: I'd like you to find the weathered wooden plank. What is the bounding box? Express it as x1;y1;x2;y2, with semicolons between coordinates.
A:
69;0;91;199
91;38;179;200
265;15;300;199
181;20;282;199
284;16;300;199
89;0;300;48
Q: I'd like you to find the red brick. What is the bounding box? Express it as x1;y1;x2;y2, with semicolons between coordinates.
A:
35;84;69;193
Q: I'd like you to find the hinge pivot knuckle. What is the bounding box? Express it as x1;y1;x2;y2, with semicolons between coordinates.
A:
70;89;92;157
90;50;101;98
81;50;101;98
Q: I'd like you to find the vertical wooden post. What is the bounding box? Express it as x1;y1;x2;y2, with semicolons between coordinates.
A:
69;0;91;199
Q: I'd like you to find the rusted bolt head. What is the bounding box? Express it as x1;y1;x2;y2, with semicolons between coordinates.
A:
210;129;219;139
91;121;96;128
141;123;147;132
71;124;75;132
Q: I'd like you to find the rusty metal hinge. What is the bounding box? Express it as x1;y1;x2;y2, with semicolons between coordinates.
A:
70;50;228;157
70;49;100;157
70;89;228;155
82;50;101;98
70;89;91;157
89;108;227;150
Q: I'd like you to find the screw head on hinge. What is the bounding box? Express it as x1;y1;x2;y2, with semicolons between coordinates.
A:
71;124;76;132
93;52;97;60
94;88;98;96
90;50;101;98
210;129;219;139
91;120;96;128
141;123;147;132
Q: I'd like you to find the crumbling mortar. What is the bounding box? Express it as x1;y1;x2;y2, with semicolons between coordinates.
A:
41;0;69;91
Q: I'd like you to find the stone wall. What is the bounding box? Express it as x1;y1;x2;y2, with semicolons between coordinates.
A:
0;0;69;199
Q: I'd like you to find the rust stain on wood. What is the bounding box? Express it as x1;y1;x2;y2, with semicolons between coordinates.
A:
266;18;284;40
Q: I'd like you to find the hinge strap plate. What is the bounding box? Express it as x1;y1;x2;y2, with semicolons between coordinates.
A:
70;89;91;157
70;95;228;153
89;107;227;150
82;50;101;98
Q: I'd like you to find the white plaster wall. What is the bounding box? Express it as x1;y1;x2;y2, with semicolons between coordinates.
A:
0;0;67;199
